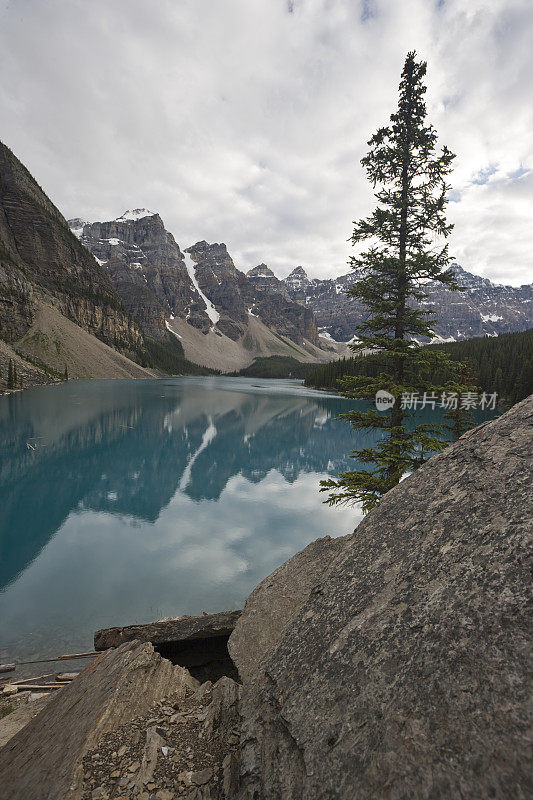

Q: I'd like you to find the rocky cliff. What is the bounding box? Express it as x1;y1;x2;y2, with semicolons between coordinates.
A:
74;210;211;338
71;217;323;364
188;241;318;345
0;142;144;357
284;264;533;342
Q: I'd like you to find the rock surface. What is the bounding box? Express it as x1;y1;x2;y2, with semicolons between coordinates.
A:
0;641;198;800
76;213;211;338
95;610;242;651
228;535;350;682
77;675;242;800
237;396;533;799
0;141;144;357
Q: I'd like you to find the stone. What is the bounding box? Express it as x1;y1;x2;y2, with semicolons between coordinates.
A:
133;727;165;791
94;609;241;651
228;533;351;682
2;684;18;696
0;641;198;800
237;398;533;799
191;767;213;785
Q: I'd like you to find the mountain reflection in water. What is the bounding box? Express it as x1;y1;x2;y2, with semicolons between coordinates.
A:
0;377;366;662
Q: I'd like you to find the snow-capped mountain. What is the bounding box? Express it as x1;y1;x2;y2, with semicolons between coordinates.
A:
68;214;332;371
283;264;533;342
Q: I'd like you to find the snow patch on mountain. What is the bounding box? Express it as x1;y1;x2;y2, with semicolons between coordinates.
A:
480;313;503;322
115;209;157;222
183;251;220;325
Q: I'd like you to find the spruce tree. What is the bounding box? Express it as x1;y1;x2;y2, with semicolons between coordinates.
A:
7;359;14;389
64;364;69;381
322;52;468;513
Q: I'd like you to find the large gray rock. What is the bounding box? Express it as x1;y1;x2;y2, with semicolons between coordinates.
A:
0;641;198;800
229;535;351;682
237;397;533;799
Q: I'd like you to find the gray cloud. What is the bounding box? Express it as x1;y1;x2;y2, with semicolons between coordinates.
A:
0;0;531;285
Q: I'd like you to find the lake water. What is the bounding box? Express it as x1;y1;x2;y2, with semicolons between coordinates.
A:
0;377;498;667
0;377;366;665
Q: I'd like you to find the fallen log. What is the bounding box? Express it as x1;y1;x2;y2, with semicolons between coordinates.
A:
0;664;15;674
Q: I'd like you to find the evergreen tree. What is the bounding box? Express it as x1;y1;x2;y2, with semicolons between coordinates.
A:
443;365;476;441
64;364;69;381
13;361;17;387
321;52;467;513
7;359;14;389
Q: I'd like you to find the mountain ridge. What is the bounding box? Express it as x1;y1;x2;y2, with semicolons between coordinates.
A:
71;214;340;372
283;263;533;342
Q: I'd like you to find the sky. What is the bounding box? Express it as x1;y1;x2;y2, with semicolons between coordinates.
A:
0;0;531;285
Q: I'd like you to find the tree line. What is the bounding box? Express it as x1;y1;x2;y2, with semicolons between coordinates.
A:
305;328;533;405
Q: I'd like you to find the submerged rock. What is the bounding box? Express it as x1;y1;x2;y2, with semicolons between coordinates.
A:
236;396;533;799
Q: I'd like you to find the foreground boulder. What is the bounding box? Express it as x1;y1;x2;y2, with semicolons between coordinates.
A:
229;534;351;682
236;397;533;799
0;641;198;800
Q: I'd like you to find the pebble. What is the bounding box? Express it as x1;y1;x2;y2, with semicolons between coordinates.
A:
117;745;128;758
110;769;121;778
127;761;140;772
191;767;213;786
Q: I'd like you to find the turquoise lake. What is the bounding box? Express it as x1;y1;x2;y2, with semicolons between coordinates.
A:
0;377;498;666
0;377;365;665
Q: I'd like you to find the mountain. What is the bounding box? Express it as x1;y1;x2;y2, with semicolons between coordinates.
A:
189;241;318;344
0;142;166;388
72;216;340;372
284;264;533;342
73;210;211;338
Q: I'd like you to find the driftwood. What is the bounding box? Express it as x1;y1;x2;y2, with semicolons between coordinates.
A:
15;651;97;666
0;664;15;674
11;673;54;686
10;684;62;692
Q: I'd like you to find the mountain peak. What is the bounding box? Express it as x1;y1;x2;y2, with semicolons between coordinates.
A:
288;266;308;277
115;209;157;222
247;264;275;278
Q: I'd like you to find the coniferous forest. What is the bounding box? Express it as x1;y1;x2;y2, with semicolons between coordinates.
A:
305;328;533;405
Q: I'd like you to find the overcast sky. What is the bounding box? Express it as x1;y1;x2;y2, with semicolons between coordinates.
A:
1;0;531;285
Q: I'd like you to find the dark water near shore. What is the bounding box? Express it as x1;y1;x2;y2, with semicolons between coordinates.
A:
0;377;498;665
